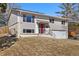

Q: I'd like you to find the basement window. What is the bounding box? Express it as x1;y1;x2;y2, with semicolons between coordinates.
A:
23;29;26;33
27;29;31;33
23;29;34;33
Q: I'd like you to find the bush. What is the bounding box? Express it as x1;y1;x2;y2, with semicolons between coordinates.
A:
0;36;17;48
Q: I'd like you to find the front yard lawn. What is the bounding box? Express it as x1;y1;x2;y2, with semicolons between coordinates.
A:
0;37;79;56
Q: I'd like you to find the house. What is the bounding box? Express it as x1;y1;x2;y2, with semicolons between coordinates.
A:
8;9;68;39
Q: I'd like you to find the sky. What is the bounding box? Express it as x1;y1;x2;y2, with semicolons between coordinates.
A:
18;3;62;16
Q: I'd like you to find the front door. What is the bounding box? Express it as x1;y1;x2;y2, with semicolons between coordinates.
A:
39;23;44;33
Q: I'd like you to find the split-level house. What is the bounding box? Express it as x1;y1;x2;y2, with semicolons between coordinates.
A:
8;9;68;39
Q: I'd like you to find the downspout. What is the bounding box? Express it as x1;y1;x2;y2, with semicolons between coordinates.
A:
17;11;21;38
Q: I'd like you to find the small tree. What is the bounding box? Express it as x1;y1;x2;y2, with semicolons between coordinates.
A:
56;3;76;18
0;3;7;26
0;3;7;13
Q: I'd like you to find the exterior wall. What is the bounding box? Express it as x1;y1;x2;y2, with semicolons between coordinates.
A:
19;15;68;39
49;21;68;31
8;11;68;39
8;14;17;27
34;16;49;34
19;15;35;35
19;15;49;35
8;13;18;36
49;20;68;39
34;17;39;34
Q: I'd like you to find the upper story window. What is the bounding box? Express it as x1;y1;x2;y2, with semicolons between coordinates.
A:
61;21;65;25
49;19;54;23
23;15;34;23
23;15;26;22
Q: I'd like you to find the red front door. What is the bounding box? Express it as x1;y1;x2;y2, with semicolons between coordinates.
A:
40;23;44;33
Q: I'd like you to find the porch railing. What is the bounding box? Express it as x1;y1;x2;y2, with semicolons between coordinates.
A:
38;28;50;34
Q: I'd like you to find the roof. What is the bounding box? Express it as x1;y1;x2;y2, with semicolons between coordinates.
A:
12;8;69;21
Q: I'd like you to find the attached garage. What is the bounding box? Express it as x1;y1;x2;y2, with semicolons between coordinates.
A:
51;30;68;39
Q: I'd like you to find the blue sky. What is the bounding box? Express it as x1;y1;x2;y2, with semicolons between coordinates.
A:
19;3;62;16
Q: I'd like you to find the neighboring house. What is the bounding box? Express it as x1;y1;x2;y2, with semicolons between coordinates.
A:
8;9;68;39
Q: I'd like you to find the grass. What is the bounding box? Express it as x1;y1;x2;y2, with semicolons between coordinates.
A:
0;37;79;56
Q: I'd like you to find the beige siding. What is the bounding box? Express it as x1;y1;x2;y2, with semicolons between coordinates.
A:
8;14;17;27
49;21;68;31
8;13;18;35
20;22;35;34
8;12;68;39
19;15;35;34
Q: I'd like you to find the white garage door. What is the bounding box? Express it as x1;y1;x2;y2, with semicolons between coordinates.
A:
51;31;68;39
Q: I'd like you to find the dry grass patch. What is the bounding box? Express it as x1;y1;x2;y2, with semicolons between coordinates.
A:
0;37;79;56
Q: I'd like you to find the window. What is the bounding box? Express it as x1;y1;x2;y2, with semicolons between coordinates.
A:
23;29;26;33
31;29;34;33
23;15;34;23
27;29;31;33
61;21;65;25
23;15;26;22
23;29;34;33
27;15;32;22
50;19;54;23
32;16;35;22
